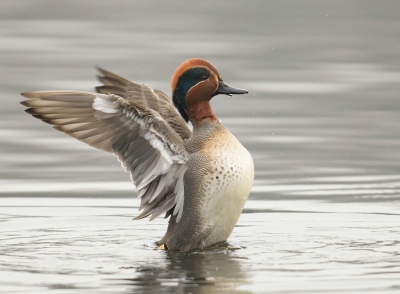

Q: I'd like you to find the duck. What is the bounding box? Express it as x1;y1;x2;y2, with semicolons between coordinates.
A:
21;58;254;251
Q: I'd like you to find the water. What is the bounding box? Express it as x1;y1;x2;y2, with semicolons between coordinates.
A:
1;1;400;293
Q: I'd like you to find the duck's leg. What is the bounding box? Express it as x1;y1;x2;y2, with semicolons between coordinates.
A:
156;238;168;250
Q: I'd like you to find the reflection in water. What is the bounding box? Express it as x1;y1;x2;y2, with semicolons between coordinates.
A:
114;245;251;293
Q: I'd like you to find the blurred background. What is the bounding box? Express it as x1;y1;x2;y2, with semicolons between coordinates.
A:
1;1;399;293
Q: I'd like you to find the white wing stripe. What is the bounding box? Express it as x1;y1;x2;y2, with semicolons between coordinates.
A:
92;96;119;113
91;93;187;219
172;165;187;222
149;175;167;203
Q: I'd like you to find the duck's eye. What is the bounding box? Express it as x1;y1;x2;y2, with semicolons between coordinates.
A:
201;75;208;80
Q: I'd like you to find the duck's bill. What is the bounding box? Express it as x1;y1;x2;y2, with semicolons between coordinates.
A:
215;81;248;96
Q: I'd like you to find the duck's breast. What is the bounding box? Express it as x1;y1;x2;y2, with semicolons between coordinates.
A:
199;129;254;245
183;124;254;248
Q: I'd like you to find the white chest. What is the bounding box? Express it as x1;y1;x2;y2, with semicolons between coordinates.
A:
199;133;254;243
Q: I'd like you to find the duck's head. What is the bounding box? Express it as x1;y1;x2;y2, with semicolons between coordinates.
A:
171;58;248;122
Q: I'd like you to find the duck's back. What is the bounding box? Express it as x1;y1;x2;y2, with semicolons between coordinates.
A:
161;121;254;251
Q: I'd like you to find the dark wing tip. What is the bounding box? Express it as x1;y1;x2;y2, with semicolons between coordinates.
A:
20;100;30;107
95;66;113;81
95;66;116;78
95;65;105;74
24;108;36;115
96;75;103;84
95;86;103;93
21;92;34;98
95;85;113;95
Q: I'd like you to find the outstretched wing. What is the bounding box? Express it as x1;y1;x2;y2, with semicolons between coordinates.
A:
21;91;188;222
95;67;192;140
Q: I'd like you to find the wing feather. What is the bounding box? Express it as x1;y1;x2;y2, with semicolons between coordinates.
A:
96;67;192;140
21;90;188;221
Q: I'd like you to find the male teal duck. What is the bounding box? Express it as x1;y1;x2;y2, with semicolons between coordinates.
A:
21;58;254;251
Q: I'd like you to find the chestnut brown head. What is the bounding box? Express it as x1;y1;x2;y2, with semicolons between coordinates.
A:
171;58;248;122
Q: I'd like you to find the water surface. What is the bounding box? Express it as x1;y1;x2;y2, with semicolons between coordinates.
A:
1;1;400;293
